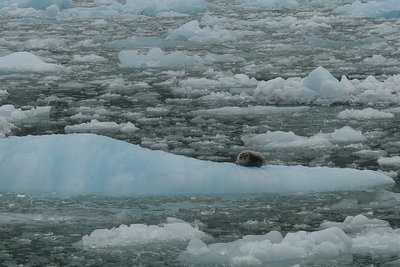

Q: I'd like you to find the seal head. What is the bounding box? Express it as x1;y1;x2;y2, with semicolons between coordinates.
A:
236;150;264;167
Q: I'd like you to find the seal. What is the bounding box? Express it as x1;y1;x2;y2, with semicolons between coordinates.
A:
236;150;264;167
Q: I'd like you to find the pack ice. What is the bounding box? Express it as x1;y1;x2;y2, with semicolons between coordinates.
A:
0;134;394;196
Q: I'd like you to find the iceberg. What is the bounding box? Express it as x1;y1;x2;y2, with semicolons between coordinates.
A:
0;52;65;73
0;134;394;196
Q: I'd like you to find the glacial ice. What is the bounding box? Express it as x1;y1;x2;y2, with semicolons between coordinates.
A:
242;126;366;149
183;227;352;265
82;221;207;248
119;47;242;68
0;104;51;138
334;0;400;18
0;52;65;73
182;214;400;265
192;106;309;117
18;0;74;10
253;66;400;105
64;119;138;134
378;156;400;168
0;134;394;196
166;20;237;43
338;108;394;120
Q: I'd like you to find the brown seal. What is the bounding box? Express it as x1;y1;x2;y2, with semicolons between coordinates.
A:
236;150;264;167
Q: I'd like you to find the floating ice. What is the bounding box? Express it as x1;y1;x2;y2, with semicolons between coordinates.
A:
82;221;207;248
166;20;236;43
254;77;318;105
0;104;51;138
0;134;393;196
320;214;390;233
65;119;138;134
0;104;51;122
18;0;74;10
237;0;299;9
302;66;348;100
183;227;352;265
242;126;366;149
119;47;241;68
338;108;394;120
242;130;331;149
334;0;400;18
192;106;309;117
122;0;206;16
180;74;258;89
72;54;107;63
119;48;204;68
378;156;400;168
0;52;65;73
320;214;400;256
254;66;400;105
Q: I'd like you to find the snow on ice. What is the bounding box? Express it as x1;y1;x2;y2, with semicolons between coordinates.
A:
0;134;393;196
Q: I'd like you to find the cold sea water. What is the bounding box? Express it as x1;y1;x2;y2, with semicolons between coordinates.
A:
1;0;400;266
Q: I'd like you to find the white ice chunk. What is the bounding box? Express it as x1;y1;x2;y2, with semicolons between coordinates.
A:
166;20;236;43
184;227;351;265
0;134;393;196
254;77;318;105
118;47;205;68
302;66;348;100
320;214;390;233
242;130;331;149
65;119;138;134
72;54;107;63
18;0;74;10
320;214;400;256
0;52;65;73
123;0;206;16
119;47;240;68
338;108;394;120
334;0;400;18
316;126;366;143
0;105;51;122
242;126;365;149
378;156;400;168
82;221;207;248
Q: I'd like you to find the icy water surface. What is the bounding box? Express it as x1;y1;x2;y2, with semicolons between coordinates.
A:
1;0;400;266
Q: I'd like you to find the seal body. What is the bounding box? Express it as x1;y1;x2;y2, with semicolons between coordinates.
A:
236;150;264;167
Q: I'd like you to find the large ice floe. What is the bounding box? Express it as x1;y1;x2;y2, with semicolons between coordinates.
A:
180;214;400;265
0;134;394;196
253;66;400;105
0;52;65;73
334;0;400;18
242;126;366;149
